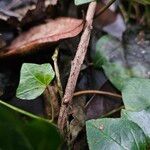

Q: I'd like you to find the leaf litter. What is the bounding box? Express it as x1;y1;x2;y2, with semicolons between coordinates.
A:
0;0;150;149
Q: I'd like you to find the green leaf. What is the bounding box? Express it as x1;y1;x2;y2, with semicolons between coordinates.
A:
93;35;131;90
74;0;94;5
0;104;62;150
102;62;131;90
16;63;55;100
93;34;150;90
122;108;150;142
122;78;150;111
86;118;147;150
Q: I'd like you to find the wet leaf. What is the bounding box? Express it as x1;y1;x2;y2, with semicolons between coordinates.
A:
16;63;55;100
0;17;83;59
86;118;147;150
0;102;62;150
122;78;150;111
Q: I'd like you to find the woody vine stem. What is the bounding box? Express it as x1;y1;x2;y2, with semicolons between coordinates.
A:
58;1;97;133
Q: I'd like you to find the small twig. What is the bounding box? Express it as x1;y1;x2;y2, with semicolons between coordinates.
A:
52;48;63;99
0;100;54;125
101;105;125;118
58;1;97;132
46;86;55;122
94;0;117;19
73;90;122;99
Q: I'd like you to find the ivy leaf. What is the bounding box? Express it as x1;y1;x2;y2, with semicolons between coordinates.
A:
0;103;62;150
86;118;147;150
122;108;150;142
93;35;131;90
74;0;94;5
16;63;55;100
122;78;150;111
93;32;150;90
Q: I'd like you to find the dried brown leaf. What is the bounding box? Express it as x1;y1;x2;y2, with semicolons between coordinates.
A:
0;17;83;58
0;0;56;27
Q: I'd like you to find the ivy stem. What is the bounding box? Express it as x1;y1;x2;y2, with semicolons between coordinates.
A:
0;100;53;124
73;90;122;99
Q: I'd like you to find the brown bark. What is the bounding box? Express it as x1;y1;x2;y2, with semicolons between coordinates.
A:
58;1;97;132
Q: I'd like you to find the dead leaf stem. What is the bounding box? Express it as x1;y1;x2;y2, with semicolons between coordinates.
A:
58;1;97;133
52;48;63;99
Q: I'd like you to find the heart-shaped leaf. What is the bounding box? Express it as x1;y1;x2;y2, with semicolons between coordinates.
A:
93;33;150;90
86;118;148;150
122;78;150;111
93;35;131;90
16;63;55;100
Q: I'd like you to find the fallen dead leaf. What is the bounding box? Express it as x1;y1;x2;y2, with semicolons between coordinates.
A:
0;17;83;59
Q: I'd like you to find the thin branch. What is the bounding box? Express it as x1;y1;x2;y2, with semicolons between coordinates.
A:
94;0;117;19
58;1;97;132
52;48;63;99
73;90;122;99
101;105;125;118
